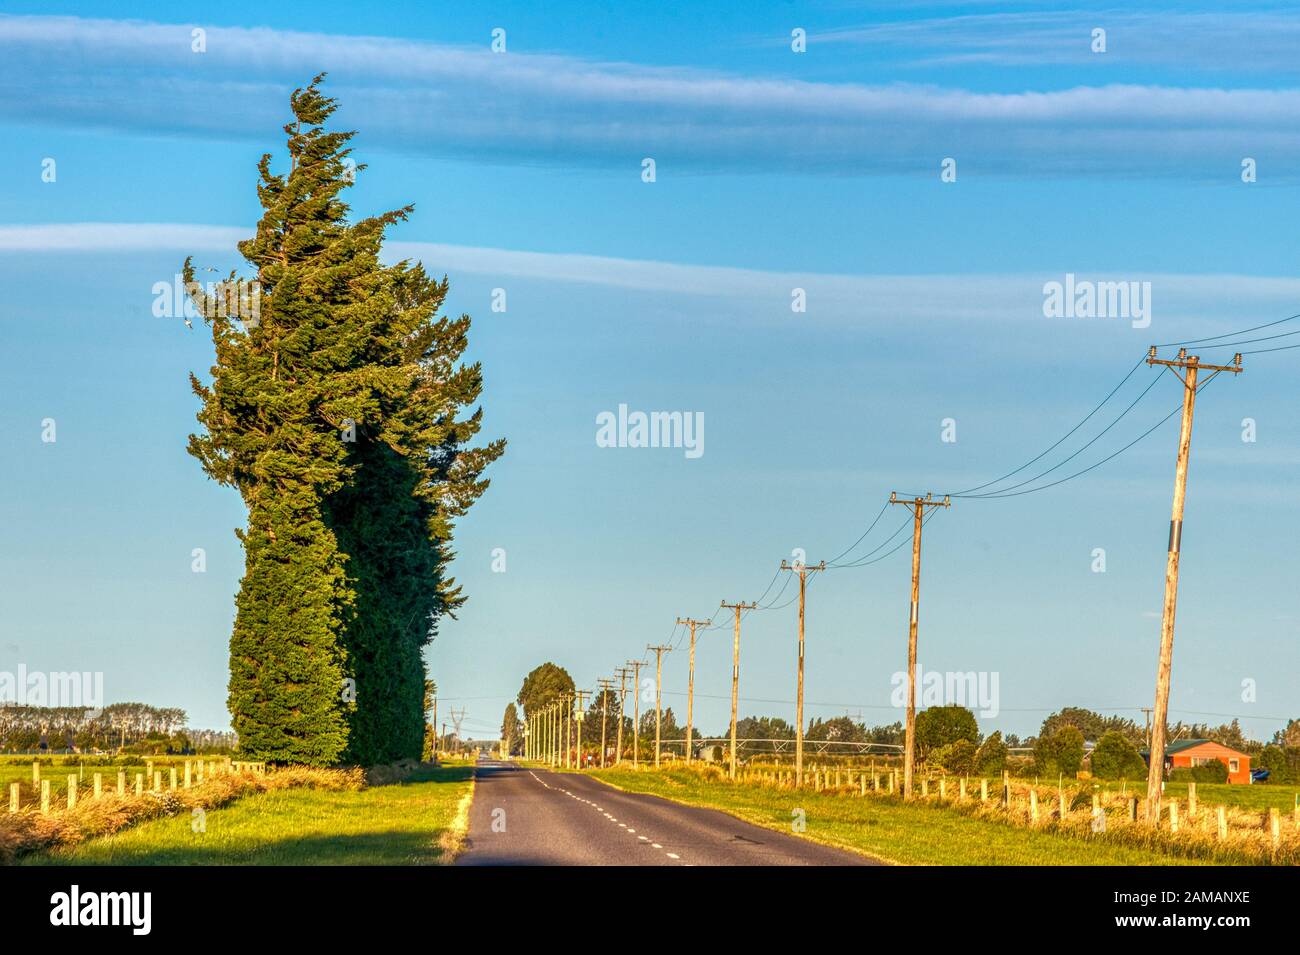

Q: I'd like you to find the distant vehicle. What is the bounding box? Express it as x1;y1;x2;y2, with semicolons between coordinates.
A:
1251;768;1270;783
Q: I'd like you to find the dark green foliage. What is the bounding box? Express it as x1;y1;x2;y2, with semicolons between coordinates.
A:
915;705;979;756
188;76;502;765
806;716;866;743
974;730;1007;775
1193;761;1229;783
517;663;575;719
1035;724;1085;778
1090;730;1147;780
501;703;520;755
581;691;620;755
932;738;977;775
1039;707;1143;745
640;707;680;738
732;716;795;753
422;681;437;761
1258;744;1292;784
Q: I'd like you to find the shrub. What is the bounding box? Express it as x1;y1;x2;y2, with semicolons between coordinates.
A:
1192;761;1228;784
1035;725;1085;778
1257;745;1291;784
1090;731;1147;780
974;731;1007;775
915;705;979;757
933;739;977;775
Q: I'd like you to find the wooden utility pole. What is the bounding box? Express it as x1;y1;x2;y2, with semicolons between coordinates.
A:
1144;347;1243;825
597;679;615;768
431;694;438;761
574;690;590;768
550;703;558;766
614;667;632;766
720;600;757;780
888;492;950;799
562;694;573;769
647;646;672;768
780;560;825;786
627;661;644;767
676;618;710;765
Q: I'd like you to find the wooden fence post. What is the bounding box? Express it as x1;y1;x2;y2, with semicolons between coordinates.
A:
1270;808;1281;852
921;777;929;797
184;761;192;789
1029;788;1038;823
1058;790;1066;820
1128;797;1137;822
134;773;143;797
1187;781;1197;817
939;777;947;799
93;773;102;800
117;770;126;796
66;775;77;810
1217;805;1228;841
980;778;988;803
860;774;867;797
32;761;40;788
959;777;966;801
169;767;178;791
40;780;50;814
8;782;18;813
1169;799;1179;834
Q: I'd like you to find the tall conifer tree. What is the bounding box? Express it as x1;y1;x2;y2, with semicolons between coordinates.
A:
188;76;503;764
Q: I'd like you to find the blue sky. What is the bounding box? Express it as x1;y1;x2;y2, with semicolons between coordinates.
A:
0;2;1297;743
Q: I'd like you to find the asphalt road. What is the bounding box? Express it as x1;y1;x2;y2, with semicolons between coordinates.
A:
457;760;881;866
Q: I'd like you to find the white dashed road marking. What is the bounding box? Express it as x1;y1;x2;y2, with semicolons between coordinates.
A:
528;768;686;864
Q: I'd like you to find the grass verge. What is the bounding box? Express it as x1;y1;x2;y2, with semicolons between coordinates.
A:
586;766;1217;865
12;764;475;865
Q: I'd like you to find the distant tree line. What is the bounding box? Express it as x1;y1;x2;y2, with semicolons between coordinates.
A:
0;702;236;754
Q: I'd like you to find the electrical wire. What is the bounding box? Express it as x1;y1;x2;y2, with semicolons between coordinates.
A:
1157;311;1300;348
947;353;1150;498
957;366;1168;499
970;373;1223;500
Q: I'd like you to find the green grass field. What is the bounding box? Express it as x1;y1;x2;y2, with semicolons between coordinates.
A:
22;764;475;866
584;766;1216;865
0;756;215;804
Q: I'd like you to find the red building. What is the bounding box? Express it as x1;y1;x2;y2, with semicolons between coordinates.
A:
1155;739;1252;784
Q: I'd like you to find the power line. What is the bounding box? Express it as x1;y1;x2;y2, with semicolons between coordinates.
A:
1157;311;1300;348
948;353;1150;498
957;365;1167;499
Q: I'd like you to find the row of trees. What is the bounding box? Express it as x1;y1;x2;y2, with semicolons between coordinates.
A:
0;703;235;754
508;668;1298;783
189;76;502;766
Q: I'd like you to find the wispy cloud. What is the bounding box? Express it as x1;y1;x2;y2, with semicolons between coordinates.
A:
2;14;1300;177
4;222;1299;337
812;9;1300;73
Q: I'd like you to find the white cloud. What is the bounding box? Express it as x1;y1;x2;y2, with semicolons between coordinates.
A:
5;222;1300;339
2;14;1300;176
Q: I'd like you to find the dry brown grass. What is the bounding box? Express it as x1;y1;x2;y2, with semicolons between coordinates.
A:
0;766;363;864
